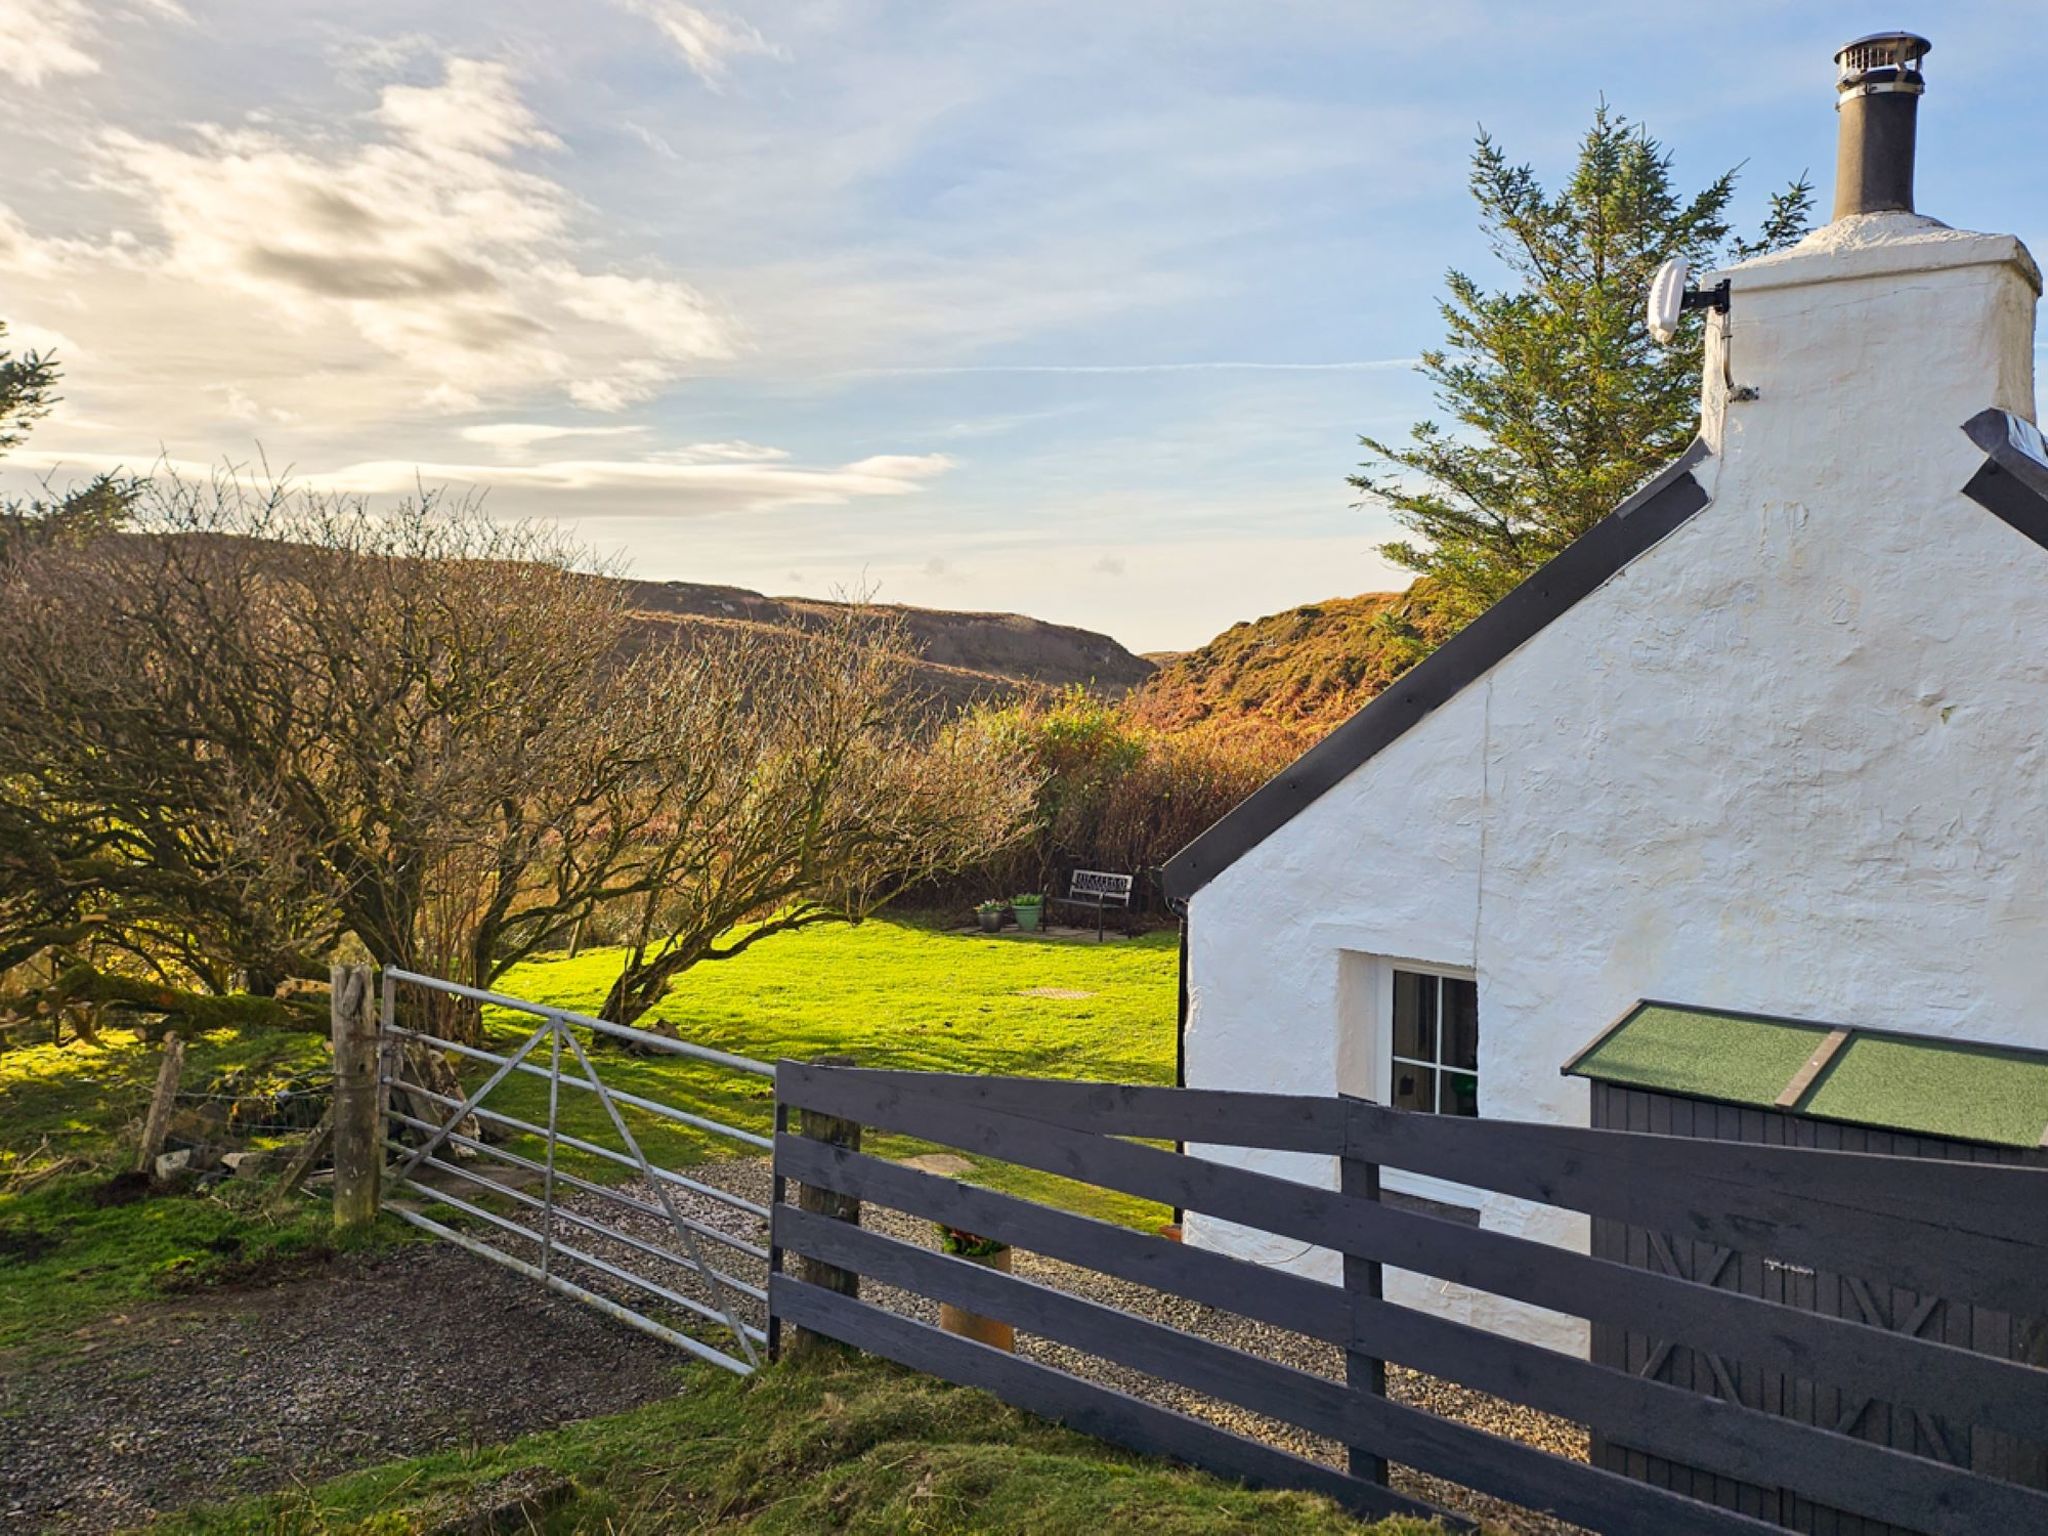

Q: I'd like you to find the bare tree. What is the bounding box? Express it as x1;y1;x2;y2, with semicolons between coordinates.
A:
1;470;1033;1038
596;608;1035;1023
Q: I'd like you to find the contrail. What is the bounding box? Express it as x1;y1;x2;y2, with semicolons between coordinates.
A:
828;358;1420;379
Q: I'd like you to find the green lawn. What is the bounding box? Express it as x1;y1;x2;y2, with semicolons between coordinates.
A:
1;919;1179;1354
466;919;1181;1228
155;1351;1429;1536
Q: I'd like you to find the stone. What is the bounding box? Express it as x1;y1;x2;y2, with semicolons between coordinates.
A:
223;1150;273;1180
152;1149;192;1183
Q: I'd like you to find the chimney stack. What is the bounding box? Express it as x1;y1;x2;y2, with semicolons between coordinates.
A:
1833;32;1931;221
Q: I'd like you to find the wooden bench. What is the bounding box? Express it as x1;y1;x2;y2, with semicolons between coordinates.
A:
1048;869;1136;941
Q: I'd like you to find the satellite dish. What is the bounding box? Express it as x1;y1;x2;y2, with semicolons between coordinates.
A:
1647;256;1689;344
1638;257;1687;344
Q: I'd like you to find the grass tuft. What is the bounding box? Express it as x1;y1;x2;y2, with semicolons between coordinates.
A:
154;1352;1450;1534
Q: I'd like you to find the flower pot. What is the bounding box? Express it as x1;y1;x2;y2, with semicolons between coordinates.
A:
977;910;1003;933
938;1244;1015;1351
1013;903;1042;932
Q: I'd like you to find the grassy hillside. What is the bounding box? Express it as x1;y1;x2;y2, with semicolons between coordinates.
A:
1128;586;1450;740
156;1352;1436;1535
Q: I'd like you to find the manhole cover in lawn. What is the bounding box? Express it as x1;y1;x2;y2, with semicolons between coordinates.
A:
1016;987;1094;1000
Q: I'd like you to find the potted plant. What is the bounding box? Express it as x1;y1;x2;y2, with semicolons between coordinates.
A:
935;1225;1015;1351
1011;892;1044;932
975;899;1006;933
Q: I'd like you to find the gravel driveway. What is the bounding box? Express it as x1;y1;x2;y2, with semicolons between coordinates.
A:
0;1244;685;1535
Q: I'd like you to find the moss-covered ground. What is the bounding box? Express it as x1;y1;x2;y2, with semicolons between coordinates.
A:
0;1023;358;1353
154;1351;1438;1535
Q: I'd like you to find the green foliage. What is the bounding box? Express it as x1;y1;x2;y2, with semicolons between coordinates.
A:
936;1223;1008;1258
0;1022;328;1167
0;319;138;561
155;1352;1440;1534
1354;105;1814;626
0;318;57;456
956;689;1289;893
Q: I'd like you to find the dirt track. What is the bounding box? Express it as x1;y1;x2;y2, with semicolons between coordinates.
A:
0;1244;683;1534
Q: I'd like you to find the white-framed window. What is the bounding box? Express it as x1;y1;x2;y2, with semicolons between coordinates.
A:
1388;967;1479;1117
1334;950;1482;1215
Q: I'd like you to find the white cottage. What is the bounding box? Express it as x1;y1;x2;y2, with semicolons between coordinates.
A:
1161;34;2048;1353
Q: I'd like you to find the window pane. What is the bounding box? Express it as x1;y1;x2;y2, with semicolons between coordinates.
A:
1392;970;1437;1062
1443;978;1479;1071
1442;1071;1479;1118
1392;1061;1435;1113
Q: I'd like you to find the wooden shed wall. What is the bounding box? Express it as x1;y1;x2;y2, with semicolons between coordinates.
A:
1589;1081;2048;1536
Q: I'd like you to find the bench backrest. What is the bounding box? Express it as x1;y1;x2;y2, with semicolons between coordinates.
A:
1067;869;1134;902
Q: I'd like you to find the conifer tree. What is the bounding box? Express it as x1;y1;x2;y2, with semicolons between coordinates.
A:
0;321;57;455
1354;107;1812;625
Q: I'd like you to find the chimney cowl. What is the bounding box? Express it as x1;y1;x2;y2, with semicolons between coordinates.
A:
1835;31;1931;98
1832;32;1930;221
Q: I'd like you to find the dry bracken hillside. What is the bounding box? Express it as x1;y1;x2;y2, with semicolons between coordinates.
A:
1127;586;1449;740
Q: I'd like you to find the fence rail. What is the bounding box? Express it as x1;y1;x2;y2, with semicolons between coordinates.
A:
768;1062;2048;1536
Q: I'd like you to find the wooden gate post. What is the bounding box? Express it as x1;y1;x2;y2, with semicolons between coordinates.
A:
1340;1098;1389;1486
135;1031;185;1174
785;1053;862;1359
330;963;381;1233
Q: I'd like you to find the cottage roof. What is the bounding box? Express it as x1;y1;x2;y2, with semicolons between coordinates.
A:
1160;409;2048;903
1562;1000;2048;1149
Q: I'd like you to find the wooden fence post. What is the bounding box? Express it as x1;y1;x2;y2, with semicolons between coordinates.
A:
135;1031;185;1174
787;1053;862;1359
1340;1097;1389;1486
330;964;381;1233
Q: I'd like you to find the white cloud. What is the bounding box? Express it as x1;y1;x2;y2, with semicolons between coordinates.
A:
372;56;562;160
0;55;737;436
3;446;954;516
611;1;774;83
0;0;97;86
0;0;187;87
459;422;647;450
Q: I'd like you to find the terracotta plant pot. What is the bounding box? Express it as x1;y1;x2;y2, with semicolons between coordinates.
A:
938;1245;1015;1351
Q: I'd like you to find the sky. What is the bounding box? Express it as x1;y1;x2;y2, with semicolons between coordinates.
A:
0;2;2042;652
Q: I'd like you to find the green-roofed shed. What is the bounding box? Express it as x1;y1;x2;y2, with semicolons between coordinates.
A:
1560;1001;2048;1531
1564;1000;2048;1150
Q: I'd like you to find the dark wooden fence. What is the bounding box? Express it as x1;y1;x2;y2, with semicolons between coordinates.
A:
766;1063;2048;1536
1586;1080;2048;1534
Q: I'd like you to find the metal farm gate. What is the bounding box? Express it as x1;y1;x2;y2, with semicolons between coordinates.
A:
370;968;774;1374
